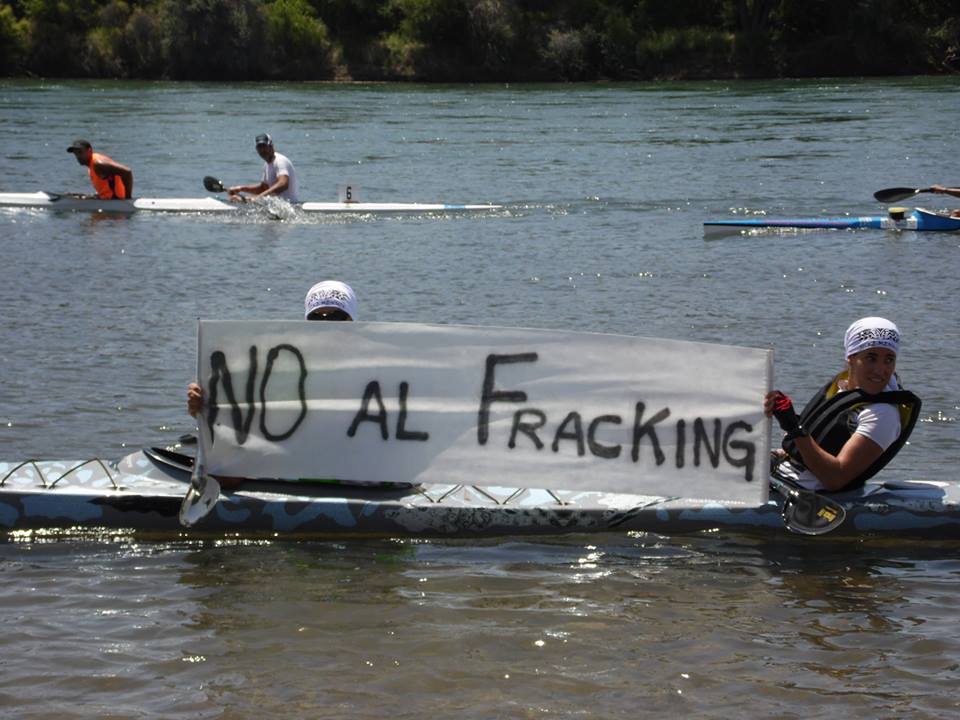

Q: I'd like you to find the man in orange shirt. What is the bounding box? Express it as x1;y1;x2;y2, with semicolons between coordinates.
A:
66;139;134;199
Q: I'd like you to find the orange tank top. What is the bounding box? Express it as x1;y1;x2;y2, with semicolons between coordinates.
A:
88;152;127;199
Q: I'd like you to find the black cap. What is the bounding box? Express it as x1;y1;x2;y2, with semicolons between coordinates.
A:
67;139;92;154
255;133;273;146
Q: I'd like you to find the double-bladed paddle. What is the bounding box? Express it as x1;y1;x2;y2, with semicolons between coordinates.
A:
769;474;846;536
873;186;934;203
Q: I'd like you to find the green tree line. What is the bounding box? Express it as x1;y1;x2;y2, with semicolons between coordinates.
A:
1;0;957;81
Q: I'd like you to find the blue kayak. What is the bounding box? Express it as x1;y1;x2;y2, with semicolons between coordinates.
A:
704;208;960;236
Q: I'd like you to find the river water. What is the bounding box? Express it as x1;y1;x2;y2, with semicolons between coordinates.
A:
1;78;958;718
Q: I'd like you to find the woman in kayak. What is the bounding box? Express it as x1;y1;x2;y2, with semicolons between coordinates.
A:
764;317;920;492
187;280;358;416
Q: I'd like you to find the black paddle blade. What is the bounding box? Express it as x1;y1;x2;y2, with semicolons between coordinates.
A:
203;176;225;193
873;187;926;203
781;493;846;536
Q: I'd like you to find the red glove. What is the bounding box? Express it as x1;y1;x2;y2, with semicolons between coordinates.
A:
771;392;806;439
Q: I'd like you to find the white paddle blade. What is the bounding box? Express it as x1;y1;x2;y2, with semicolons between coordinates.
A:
179;474;221;527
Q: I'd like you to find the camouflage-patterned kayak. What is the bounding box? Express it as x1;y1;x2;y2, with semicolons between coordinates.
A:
1;447;958;539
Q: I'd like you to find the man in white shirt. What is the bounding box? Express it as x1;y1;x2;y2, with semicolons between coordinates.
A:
227;133;300;203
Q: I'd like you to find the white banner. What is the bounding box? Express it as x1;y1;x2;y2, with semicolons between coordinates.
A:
196;321;772;502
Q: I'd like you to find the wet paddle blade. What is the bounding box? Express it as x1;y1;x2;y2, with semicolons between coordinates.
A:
780;492;846;536
178;425;219;528
769;474;847;536
179;473;220;527
873;187;928;203
203;176;226;193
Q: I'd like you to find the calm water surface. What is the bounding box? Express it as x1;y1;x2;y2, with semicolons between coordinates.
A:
1;78;958;718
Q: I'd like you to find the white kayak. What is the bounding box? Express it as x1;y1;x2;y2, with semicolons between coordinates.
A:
0;191;501;214
2;445;959;539
300;201;501;212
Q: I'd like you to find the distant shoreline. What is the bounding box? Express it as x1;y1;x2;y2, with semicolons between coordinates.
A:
2;1;956;83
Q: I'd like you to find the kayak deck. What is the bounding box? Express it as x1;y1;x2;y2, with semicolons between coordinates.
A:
704;208;960;237
301;201;500;212
0;192;235;213
0;192;501;214
2;449;958;539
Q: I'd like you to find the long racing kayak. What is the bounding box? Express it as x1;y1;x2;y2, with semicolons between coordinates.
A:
0;191;501;214
2;447;958;539
704;207;960;237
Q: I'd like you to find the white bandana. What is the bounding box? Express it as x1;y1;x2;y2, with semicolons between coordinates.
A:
843;316;900;358
304;280;358;320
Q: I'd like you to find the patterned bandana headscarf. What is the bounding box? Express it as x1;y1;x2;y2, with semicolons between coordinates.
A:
843;316;900;358
304;280;358;320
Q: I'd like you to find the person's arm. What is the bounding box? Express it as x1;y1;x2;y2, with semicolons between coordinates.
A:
227;181;268;196
257;173;289;198
931;184;960;199
788;432;884;491
187;382;203;418
764;390;884;491
92;157;133;197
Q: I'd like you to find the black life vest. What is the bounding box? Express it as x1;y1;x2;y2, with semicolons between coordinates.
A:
781;371;921;490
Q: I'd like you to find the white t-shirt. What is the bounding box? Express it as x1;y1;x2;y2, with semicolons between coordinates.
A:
788;402;901;490
261;152;299;203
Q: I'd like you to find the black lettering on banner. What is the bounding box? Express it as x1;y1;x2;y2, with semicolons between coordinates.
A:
347;381;389;440
509;409;546;449
552;411;585;456
693;418;722;469
258;344;308;442
396;381;429;441
722;421;756;482
631;402;670;465
675;419;686;468
477;352;538;444
207;347;258;446
587;415;622;459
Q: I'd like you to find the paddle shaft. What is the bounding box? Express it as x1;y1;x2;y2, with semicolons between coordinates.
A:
203;175;265;207
178;326;221;527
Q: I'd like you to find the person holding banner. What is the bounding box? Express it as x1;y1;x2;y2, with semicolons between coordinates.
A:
187;280;358;417
765;317;920;493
